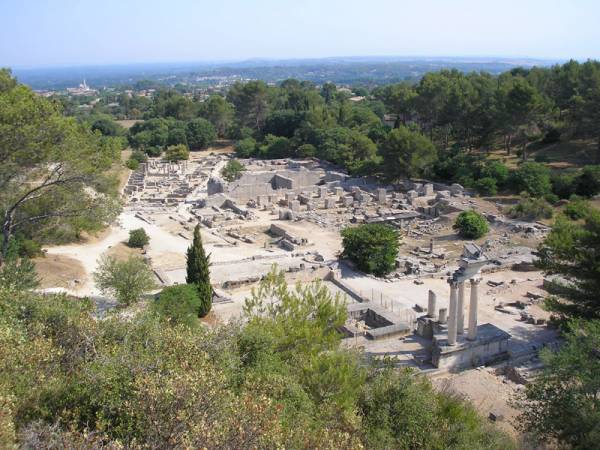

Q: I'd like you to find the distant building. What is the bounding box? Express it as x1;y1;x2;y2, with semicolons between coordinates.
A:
67;79;98;96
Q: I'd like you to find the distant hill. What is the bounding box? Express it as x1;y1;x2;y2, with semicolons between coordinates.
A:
11;56;561;90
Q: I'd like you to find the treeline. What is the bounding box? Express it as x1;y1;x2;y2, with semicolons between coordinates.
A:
118;61;600;207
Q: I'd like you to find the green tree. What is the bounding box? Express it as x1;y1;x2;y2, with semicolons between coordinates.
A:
221;159;245;182
227;80;270;130
510;162;552;197
151;284;201;327
235;137;257;158
127;228;150;248
341;224;399;276
164;144;190;161
185;118;216;150
454;210;489;239
93;255;157;306
201;95;234;137
380;126;437;181
517;320;600;448
536;208;600;319
186;225;212;317
0;71;121;260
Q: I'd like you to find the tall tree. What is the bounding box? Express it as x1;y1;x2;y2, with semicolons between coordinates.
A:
380;126;437;181
201;94;234;137
227;80;270;130
0;70;120;261
186;224;212;317
536;208;600;319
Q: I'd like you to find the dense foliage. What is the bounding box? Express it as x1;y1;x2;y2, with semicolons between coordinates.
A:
341;224;399;276
517;319;600;448
151;283;204;327
536;207;600;319
453;210;490;239
0;267;513;449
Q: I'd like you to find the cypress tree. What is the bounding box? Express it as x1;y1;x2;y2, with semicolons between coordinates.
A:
186;224;212;317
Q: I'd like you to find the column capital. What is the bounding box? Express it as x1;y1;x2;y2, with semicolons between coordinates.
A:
469;277;482;285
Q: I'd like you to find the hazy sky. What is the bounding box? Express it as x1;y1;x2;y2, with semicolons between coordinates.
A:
1;0;599;67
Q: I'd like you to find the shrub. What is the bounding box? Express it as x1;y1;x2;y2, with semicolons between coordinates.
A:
510;162;552;197
221;159;245;182
130;150;148;163
126;158;140;170
551;173;578;199
145;146;162;157
480;161;510;188
93;255;157;305
128;228;149;248
164;144;190;162
297;143;316;158
235;137;257;158
506;196;554;221
563;199;591;220
474;177;498;196
151;284;201;327
575;165;600;197
453;211;489;239
341;224;399;276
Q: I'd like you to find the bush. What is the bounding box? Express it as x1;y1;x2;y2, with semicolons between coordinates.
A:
93;255;157;305
453;211;489;239
575;165;600;197
235;137;257;158
164;144;189;162
151;284;201;327
563;199;591;220
130;150;148;163
506;196;554;221
474;177;498;196
145;146;162;157
221;159;245;182
551;173;578;199
126;158;140;170
297;143;316;158
341;224;399;276
128;228;150;248
510;162;552;197
480;161;510;188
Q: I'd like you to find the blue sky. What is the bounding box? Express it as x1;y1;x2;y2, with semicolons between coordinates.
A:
1;0;599;67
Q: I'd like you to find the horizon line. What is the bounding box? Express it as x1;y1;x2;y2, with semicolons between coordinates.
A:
6;54;575;71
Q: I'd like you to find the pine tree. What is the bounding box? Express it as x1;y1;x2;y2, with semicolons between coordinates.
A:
186;224;212;317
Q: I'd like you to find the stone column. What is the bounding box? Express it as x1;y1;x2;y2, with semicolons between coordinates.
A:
438;308;447;324
457;282;465;334
468;278;481;341
447;280;458;345
427;290;437;319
